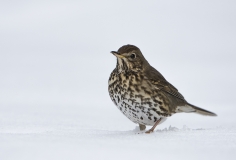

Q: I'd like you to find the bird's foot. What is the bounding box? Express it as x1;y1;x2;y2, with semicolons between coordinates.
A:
145;118;162;134
139;124;146;131
145;129;154;134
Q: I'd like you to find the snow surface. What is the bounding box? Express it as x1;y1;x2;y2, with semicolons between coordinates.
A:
0;105;236;160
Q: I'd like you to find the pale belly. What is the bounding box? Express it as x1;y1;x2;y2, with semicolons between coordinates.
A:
111;92;166;126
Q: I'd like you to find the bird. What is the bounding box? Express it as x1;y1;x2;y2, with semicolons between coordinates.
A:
108;44;217;133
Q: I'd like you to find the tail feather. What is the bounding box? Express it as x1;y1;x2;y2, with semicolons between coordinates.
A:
177;103;217;116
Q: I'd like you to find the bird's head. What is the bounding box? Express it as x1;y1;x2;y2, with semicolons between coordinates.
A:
111;44;149;73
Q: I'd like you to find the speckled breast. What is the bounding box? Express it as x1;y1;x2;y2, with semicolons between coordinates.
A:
108;71;169;126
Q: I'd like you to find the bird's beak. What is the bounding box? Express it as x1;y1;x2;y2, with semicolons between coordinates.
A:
110;51;124;58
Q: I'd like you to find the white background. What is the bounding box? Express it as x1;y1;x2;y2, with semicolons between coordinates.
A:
0;0;236;160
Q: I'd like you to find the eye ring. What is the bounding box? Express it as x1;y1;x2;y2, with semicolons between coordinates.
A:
130;53;136;59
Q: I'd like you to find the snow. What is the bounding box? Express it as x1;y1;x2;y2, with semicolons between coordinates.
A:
0;105;236;160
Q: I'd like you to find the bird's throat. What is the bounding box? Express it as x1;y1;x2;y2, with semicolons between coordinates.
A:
116;58;129;73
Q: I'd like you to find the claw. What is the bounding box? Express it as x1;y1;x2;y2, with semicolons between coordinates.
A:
145;130;153;134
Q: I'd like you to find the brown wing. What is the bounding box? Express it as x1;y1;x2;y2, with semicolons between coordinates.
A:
145;66;186;101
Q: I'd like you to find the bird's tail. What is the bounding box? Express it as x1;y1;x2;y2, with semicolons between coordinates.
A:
177;103;217;116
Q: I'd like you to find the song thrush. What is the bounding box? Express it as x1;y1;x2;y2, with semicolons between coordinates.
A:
108;44;216;133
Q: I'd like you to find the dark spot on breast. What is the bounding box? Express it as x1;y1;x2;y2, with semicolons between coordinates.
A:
141;86;146;90
117;96;120;103
144;89;151;95
154;117;157;122
140;117;143;120
151;108;157;111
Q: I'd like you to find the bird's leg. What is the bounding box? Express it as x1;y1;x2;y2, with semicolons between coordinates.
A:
145;118;162;134
139;124;146;131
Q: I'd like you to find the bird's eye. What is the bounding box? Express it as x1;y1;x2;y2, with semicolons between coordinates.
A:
130;53;136;59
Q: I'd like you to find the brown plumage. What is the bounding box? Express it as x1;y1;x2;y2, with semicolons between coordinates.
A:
108;44;216;133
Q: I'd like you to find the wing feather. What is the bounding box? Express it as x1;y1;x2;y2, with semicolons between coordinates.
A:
145;66;186;101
